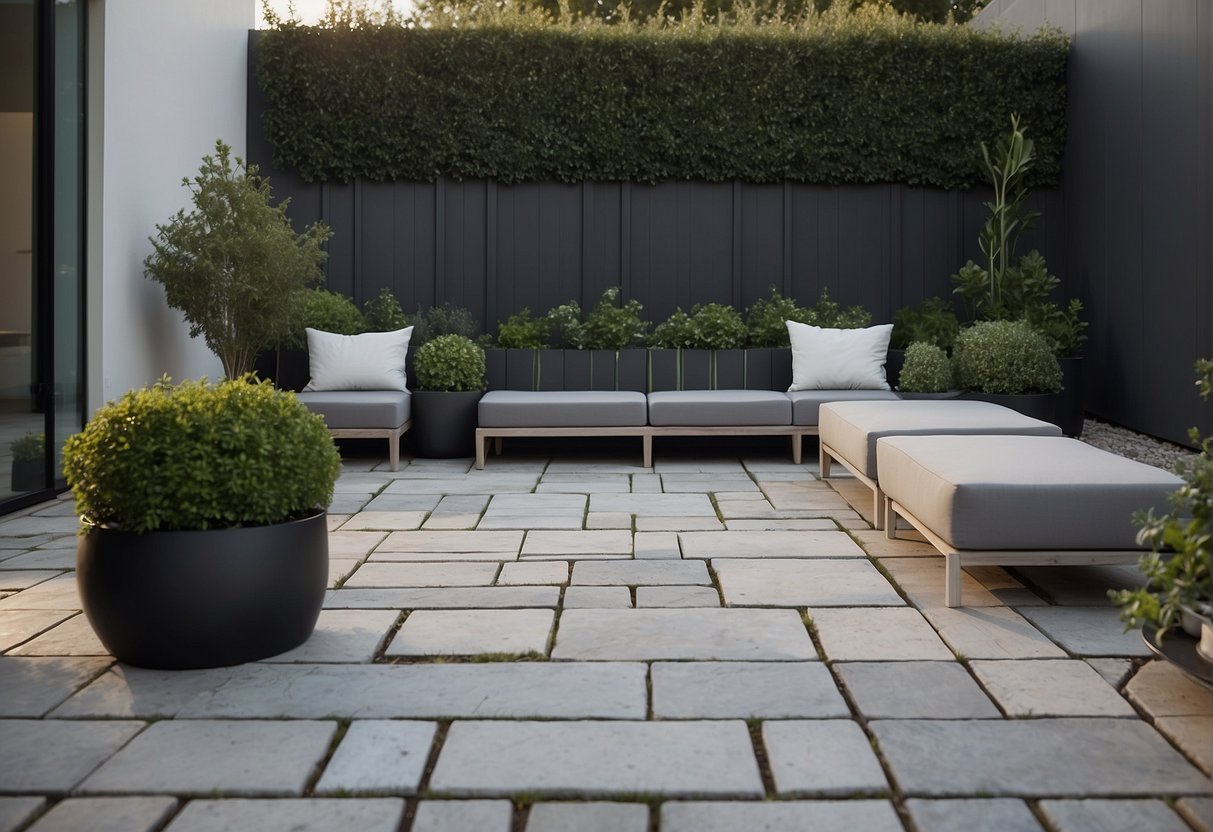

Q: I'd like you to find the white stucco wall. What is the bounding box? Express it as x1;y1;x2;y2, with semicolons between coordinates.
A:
88;0;253;410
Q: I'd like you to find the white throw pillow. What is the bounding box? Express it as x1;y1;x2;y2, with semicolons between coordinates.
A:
304;326;413;392
786;320;893;391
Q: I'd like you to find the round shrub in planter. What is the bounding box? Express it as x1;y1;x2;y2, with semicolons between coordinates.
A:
9;432;45;492
62;376;341;669
897;342;956;397
953;320;1063;425
412;335;486;458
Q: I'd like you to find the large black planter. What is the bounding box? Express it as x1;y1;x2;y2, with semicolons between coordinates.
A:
76;510;328;669
1056;356;1085;437
962;391;1061;427
412;390;483;458
10;458;43;492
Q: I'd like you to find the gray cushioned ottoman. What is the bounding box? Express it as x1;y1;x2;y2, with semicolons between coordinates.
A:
787;389;899;427
296;390;411;429
478;390;647;427
647;390;791;426
820;399;1061;481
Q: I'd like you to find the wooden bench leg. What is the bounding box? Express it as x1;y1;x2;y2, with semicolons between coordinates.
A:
475;432;487;470
642;434;653;468
494;437;503;455
791;433;803;465
945;553;963;607
389;433;400;472
820;443;833;479
873;485;886;531
885;497;898;540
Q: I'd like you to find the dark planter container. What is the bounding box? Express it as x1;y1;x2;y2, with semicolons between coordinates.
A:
252;348;310;392
885;348;906;391
412;390;484;458
1056;356;1085;437
713;350;745;389
898;390;962;400
10;458;43;492
591;350;618;391
537;350;565;391
617;349;648;392
504;349;538;391
76;509;328;669
649;349;679;392
681;350;712;390
962;391;1060;427
485;349;508;390
562;350;592;391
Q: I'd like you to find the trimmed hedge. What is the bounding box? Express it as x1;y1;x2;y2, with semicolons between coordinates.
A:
256;17;1068;187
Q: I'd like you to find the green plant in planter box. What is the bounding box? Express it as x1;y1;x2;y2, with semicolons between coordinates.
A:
891;298;961;351
495;307;551;349
580;287;649;350
61;376;341;535
362;288;410;332
10;432;44;462
545;300;586;349
898;342;953;393
688;303;747;350
411;302;478;347
1112;360;1213;641
800;287;872;330
414;335;486;392
650;308;697;349
952;320;1062;395
745;287;801;348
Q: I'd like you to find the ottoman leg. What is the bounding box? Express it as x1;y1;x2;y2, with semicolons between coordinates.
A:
820;444;833;479
885;497;899;540
475;432;487;470
945;554;963;607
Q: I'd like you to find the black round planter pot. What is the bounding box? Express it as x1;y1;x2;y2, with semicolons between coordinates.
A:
412;390;483;458
10;458;43;492
76;509;328;669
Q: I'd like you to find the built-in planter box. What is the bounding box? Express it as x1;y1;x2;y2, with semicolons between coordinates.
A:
253;348;310;392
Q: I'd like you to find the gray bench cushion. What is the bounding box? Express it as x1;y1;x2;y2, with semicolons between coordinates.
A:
478;390;647;427
296;390;410;429
647;390;791;426
788;390;900;427
821;399;1062;479
876;435;1181;550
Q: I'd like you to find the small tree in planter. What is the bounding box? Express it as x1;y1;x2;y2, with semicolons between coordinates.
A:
9;432;45;492
412;335;487;458
61;376;341;668
898;342;955;397
145;140;331;379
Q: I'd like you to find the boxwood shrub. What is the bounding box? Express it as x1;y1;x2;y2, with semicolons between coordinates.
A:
256;15;1067;187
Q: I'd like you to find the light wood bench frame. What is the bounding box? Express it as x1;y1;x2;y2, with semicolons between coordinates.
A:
329;420;411;472
819;440;887;529
884;495;1143;607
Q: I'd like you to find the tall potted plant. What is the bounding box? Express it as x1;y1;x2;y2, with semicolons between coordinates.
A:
412;335;487;458
63;377;342;669
144;140;331;379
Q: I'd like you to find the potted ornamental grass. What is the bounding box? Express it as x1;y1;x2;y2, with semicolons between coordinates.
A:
62;376;342;669
9;432;45;492
897;342;958;399
953;320;1062;424
412;335;487;458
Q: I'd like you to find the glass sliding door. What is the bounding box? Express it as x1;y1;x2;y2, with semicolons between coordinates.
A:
0;0;85;512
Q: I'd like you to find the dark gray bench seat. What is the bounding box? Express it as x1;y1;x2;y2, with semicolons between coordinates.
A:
296;390;412;471
476;391;651;468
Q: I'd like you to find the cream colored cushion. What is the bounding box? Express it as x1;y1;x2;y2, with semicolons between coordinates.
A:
304;326;413;392
786;321;893;391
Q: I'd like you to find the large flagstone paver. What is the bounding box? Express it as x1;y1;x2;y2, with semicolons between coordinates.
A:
314;720;437;796
870;718;1212;796
0;656;112;716
1016;606;1152;657
1015;564;1147;606
359;494;442;512
633;531;681;559
1086;658;1135;688
340;511;428;531
0;548;75;570
78;720;337;796
422;495;491;530
376;530;523;555
588;494;717;517
877;557;1043;608
382;475;539;495
341;562;499;588
411;800;512;832
835;661;1000;719
1155;716;1213;776
811;608;952;661
0;798;46;832
763;720;888;795
680;530;865;559
0;609;73;651
660;800;903;832
0;720;145;793
571;560;709;585
635;586;720;607
496;561;568;585
0;575;78;610
1125;660;1213;718
385;609;554;656
429;720;763;797
970;659;1137;717
634;516;725;531
552;608;815;661
6;614;107;657
536;478;631;494
49;666;236;719
526;802;648;832
1037;799;1191;832
520;531;633;558
715;559;903;606
922;607;1067;659
561;586;632;608
903;799;1043;832
261;610;398;663
23;797;177;832
478;494;587;530
651;662;848;719
724;518;838;530
168;663;647;719
163;799;405;832
324;586;559;609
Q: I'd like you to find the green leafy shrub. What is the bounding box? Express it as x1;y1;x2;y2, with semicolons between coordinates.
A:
495;307;550;349
414;335;486;391
1112;360;1213;641
362;288;410;331
144;140;331;377
891;297;960;351
688;303;748;350
650;308;697;349
285;289;366;348
546;300;586;349
898;342;953;393
952;320;1062;395
10;433;44;462
745;287;801;348
256;16;1067;188
411;302;478;346
800;287;872;329
580;287;649;350
61;376;341;535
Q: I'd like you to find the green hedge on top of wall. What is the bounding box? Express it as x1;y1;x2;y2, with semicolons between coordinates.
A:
256;15;1068;188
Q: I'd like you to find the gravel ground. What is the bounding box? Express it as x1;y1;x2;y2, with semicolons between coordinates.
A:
1080;417;1198;473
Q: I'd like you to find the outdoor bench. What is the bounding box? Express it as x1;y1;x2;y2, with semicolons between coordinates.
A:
878;434;1181;606
818;399;1062;529
474;388;898;469
296;390;412;471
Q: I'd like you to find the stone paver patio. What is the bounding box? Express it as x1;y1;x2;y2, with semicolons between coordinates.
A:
0;448;1210;832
